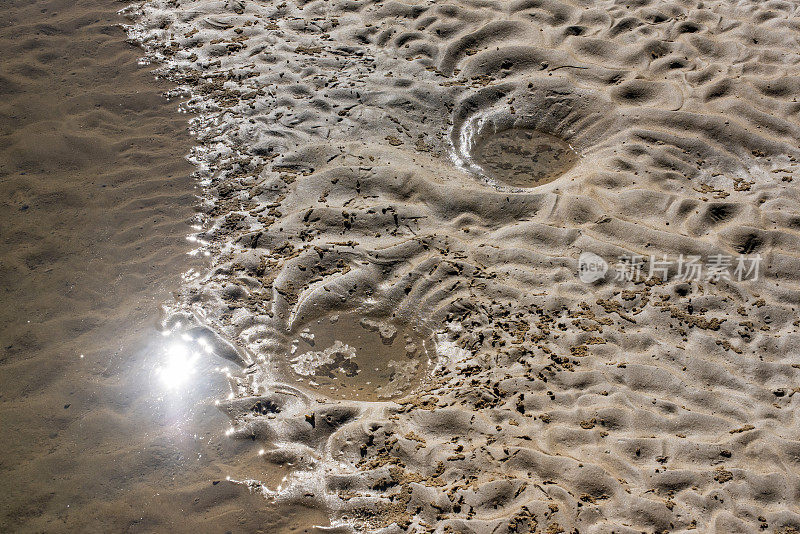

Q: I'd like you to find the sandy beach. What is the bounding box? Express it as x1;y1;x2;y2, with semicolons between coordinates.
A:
4;0;800;532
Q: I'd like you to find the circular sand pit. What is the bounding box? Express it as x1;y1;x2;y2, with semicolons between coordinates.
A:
471;128;579;188
286;313;432;401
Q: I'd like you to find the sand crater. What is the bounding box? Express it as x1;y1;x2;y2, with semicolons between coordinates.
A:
471;128;579;188
450;81;616;190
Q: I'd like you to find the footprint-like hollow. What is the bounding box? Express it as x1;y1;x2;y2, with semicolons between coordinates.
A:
471;128;579;188
285;313;433;402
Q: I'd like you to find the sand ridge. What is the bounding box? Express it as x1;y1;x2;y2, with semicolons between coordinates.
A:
124;0;800;532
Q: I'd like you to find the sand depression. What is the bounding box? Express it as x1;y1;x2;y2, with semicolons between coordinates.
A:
468;128;579;188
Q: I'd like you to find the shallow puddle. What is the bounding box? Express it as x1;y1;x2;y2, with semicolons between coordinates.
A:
287;314;432;401
471;128;579;188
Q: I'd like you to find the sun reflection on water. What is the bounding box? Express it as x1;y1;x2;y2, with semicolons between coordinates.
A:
154;327;220;391
156;341;199;388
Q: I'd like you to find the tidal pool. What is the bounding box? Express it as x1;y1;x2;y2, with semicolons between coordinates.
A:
471;128;579;188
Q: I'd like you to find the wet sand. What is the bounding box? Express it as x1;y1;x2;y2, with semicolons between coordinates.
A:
0;0;327;532
125;0;800;532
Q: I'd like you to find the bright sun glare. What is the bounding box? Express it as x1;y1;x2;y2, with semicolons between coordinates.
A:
157;342;199;388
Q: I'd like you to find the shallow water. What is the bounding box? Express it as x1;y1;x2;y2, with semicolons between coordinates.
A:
471;128;579;188
0;0;327;531
287;313;432;401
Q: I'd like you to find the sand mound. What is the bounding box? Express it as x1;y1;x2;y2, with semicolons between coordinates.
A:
125;0;800;531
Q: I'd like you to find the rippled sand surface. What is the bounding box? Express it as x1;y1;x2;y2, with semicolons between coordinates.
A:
0;0;328;532
120;0;800;532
